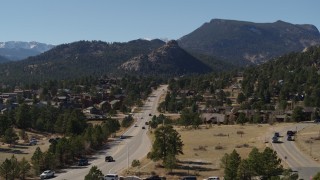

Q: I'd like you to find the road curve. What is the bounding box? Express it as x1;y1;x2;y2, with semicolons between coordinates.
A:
53;85;168;180
271;123;320;179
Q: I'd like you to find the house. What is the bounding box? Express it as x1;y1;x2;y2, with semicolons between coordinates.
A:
83;106;99;115
201;113;225;124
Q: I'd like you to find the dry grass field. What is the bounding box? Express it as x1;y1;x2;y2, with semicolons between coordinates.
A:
295;123;320;162
126;123;295;180
0;130;53;163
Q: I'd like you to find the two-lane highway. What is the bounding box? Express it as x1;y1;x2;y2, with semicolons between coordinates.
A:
54;85;168;180
271;123;320;179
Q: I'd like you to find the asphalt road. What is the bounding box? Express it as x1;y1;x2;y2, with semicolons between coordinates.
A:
271;123;320;179
53;85;168;180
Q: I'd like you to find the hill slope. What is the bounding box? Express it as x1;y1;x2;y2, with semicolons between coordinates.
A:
0;39;165;84
178;19;320;65
120;40;212;76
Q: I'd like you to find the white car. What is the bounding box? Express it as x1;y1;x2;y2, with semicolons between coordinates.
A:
104;173;118;180
204;177;220;180
40;170;55;179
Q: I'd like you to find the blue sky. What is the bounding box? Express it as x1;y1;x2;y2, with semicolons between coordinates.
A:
1;0;319;45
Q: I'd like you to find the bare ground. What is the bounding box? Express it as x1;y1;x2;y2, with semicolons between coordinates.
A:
125;123;295;180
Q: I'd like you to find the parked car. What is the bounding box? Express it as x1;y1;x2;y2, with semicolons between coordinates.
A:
105;156;114;162
181;176;197;180
40;170;55;179
29;139;37;146
134;124;138;127
104;173;118;180
274;132;280;137
142;126;146;129
203;177;219;180
78;158;88;166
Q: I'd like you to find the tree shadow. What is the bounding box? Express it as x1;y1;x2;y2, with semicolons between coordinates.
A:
0;148;28;155
178;160;212;165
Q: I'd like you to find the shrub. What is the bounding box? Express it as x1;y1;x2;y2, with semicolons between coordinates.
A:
215;145;224;150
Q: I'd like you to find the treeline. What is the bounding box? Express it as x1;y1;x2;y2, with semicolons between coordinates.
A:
0;105;87;137
222;147;297;180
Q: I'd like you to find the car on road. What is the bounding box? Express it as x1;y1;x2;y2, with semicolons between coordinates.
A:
104;173;118;180
105;156;114;162
287;135;295;141
40;170;55;179
134;124;138;127
272;136;279;143
287;130;296;136
78;158;88;166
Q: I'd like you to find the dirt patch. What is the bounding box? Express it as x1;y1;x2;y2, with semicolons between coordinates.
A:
295;123;320;162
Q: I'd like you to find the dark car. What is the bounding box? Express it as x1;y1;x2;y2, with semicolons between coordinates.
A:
78;158;88;166
287;135;295;141
181;176;197;180
287;130;296;136
105;156;113;162
274;132;280;137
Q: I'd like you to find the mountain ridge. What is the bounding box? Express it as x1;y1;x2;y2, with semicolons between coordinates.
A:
119;40;212;75
0;41;55;61
178;19;320;65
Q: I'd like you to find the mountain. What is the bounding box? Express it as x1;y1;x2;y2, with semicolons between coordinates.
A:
0;55;10;63
178;19;320;65
0;41;55;61
120;40;212;76
0;39;165;84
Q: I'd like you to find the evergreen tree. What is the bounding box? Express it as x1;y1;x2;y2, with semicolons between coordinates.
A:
19;157;31;180
148;125;183;164
224;150;241;180
84;166;103;180
3;128;19;145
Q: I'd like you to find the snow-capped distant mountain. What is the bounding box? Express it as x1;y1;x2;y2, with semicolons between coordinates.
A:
0;41;55;61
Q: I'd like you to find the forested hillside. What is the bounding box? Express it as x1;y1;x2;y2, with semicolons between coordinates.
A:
0;39;165;85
